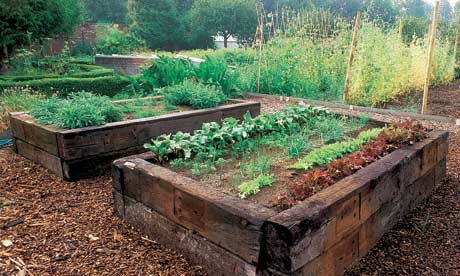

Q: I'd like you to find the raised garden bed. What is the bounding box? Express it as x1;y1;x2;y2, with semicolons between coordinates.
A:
112;105;448;275
10;98;260;181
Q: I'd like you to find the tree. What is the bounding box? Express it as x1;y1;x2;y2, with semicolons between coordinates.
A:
364;0;398;23
396;0;427;18
191;0;258;48
128;0;192;50
0;0;82;67
83;0;128;23
438;0;453;23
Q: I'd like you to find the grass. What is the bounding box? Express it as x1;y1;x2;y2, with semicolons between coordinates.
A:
0;88;45;131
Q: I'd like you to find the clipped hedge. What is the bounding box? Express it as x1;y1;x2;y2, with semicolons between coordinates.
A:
0;76;131;97
0;64;114;82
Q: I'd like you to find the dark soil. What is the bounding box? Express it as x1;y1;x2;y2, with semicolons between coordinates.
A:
383;80;460;118
165;120;373;208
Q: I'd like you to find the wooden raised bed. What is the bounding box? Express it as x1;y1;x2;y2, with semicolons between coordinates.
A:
112;127;448;275
10;99;260;181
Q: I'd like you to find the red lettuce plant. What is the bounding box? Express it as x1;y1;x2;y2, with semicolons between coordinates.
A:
274;120;427;207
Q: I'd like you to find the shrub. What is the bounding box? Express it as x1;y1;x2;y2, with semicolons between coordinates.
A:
31;92;123;129
96;25;145;55
0;65;113;82
71;41;96;56
195;56;240;97
0;76;131;97
144;56;195;87
163;80;227;109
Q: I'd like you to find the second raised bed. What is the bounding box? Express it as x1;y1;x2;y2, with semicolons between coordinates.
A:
10;98;260;181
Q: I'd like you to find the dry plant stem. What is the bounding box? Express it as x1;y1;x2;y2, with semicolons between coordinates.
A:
454;29;459;66
421;0;440;114
343;12;361;103
399;18;404;40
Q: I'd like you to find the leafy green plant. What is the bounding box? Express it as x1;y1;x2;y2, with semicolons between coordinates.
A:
289;128;383;170
144;103;331;162
31;92;123;129
239;174;274;199
163;80;227;109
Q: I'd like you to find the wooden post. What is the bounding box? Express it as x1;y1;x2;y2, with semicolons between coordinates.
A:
421;0;440;114
343;12;361;103
453;29;459;66
399;18;404;41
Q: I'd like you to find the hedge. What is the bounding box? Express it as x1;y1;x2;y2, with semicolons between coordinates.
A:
0;64;114;82
0;76;131;97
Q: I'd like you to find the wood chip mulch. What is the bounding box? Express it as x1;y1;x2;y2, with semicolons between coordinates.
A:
0;151;206;275
1;90;460;275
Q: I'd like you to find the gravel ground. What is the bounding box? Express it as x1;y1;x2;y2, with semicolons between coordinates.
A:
0;87;459;275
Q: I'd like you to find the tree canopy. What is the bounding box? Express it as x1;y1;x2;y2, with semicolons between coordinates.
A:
191;0;258;48
83;0;128;23
0;0;82;64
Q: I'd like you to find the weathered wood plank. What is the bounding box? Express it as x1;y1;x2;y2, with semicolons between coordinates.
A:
117;157;276;264
122;195;258;276
57;101;260;160
10;113;59;155
15;139;63;178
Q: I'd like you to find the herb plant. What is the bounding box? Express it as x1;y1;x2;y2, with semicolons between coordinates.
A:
31;92;123;129
162;80;227;109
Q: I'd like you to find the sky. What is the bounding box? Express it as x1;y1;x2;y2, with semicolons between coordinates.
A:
425;0;458;6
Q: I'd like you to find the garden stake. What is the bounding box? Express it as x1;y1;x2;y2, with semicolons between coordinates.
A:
421;0;440;114
343;12;360;103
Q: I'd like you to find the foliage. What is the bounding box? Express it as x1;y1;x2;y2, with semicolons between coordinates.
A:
144;103;331;162
232;9;455;106
348;22;455;106
131;55;240;97
400;17;430;44
0;0;83;65
191;0;258;47
96;25;145;55
31;92;123;129
83;0;128;23
143;56;195;88
289;128;383;170
127;0;210;50
162;80;227;109
70;40;96;56
0;76;130;97
239;174;274;199
194;56;240;96
0;87;44;130
276;120;427;207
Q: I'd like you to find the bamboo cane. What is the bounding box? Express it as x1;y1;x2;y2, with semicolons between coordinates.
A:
421;0;440;114
343;12;361;103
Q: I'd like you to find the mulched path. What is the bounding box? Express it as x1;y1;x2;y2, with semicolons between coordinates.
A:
1;87;460;275
0;153;206;275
